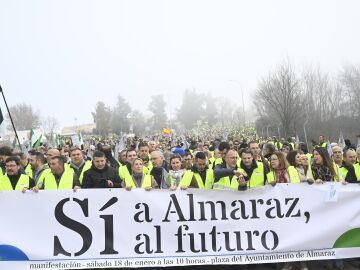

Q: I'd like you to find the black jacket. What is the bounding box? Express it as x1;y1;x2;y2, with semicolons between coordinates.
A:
82;164;122;188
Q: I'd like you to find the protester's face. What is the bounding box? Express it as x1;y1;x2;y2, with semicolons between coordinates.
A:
20;157;28;167
225;150;238;168
241;153;253;167
300;155;308;167
219;149;227;159
296;144;304;154
295;153;302;166
133;160;143;174
332;147;343;162
195;158;207;172
319;136;324;143
313;151;323;165
148;141;157;152
6;161;20;176
49;159;64;175
29;155;39;170
126;151;137;163
151;153;164;168
119;152;127;163
214;150;221;159
344;150;357;166
229;141;234;149
170;158;182;171
270;154;280;170
46;149;60;163
138;146;149;159
281;146;290;154
249;143;260;157
184;155;193;168
94;156;106;170
70;149;83;165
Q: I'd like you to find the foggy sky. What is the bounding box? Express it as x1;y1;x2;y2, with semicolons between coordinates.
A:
0;0;359;129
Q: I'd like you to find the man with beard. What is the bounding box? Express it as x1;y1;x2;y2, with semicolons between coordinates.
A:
82;151;122;188
0;156;35;191
0;146;12;175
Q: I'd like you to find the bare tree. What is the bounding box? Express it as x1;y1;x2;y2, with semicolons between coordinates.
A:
255;61;360;141
6;103;41;131
216;97;234;127
255;60;303;136
42;116;59;134
340;64;360;119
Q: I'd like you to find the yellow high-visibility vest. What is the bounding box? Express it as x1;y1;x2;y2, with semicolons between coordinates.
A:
124;174;153;188
179;169;214;189
43;170;75;190
67;160;92;184
0;174;30;191
267;166;300;184
341;164;360;182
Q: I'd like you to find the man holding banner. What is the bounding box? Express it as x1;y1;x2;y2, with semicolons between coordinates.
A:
0;156;35;191
35;156;80;190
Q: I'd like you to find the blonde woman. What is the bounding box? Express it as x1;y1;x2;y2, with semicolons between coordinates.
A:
124;158;157;190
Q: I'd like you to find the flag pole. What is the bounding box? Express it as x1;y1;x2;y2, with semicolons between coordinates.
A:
0;85;21;148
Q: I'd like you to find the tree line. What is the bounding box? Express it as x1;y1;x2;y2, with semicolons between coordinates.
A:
4;60;360;141
254;60;360;142
92;90;247;136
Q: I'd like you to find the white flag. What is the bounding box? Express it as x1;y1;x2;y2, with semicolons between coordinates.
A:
338;131;345;149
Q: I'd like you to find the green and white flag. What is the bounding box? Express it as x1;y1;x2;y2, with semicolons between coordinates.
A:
32;134;42;150
29;128;34;148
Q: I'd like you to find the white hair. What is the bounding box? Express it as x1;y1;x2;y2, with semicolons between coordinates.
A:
151;150;164;159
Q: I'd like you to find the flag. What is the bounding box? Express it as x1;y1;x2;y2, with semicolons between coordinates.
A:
0;107;3;125
12;136;19;151
33;134;42;150
163;128;171;135
115;136;127;159
22;141;29;158
338;131;345;149
78;132;84;147
55;134;61;147
295;134;300;145
327;140;333;157
29;128;34;148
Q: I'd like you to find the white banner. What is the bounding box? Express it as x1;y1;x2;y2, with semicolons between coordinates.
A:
0;183;360;270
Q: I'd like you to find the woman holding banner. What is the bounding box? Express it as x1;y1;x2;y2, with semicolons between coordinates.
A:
267;152;301;185
311;147;337;183
286;151;313;183
124;158;157;190
168;155;185;188
267;151;308;270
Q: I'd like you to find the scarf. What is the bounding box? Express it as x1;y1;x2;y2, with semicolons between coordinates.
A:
169;169;185;186
276;169;288;183
311;164;334;182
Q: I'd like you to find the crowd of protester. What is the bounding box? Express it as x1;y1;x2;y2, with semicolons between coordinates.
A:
1;127;359;270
